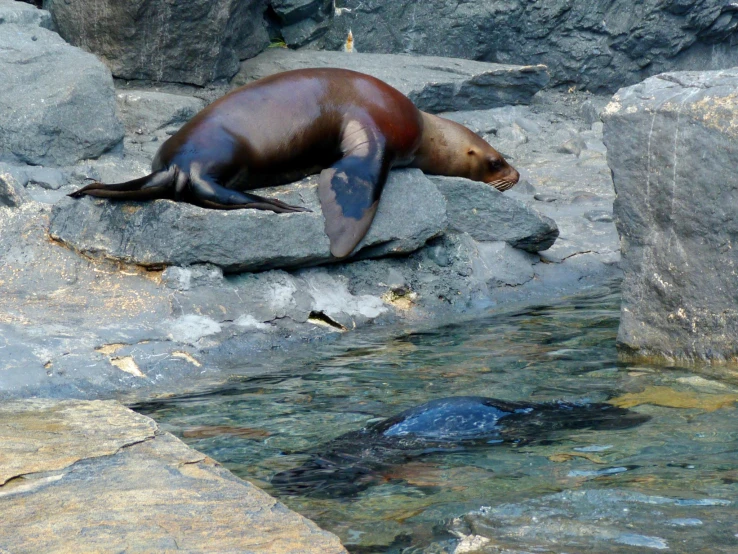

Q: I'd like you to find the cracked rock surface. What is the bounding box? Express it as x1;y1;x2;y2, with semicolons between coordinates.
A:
0;399;346;553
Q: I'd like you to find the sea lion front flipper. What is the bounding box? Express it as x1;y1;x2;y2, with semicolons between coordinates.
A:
318;121;391;258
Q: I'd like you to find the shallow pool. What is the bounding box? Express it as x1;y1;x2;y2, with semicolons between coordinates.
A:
134;282;738;553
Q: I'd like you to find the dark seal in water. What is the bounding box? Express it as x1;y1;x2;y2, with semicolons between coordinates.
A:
270;396;650;497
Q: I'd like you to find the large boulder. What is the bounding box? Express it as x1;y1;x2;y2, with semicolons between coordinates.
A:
44;0;270;86
0;22;123;166
317;0;738;93
48;169;447;273
603;69;738;363
235;49;549;113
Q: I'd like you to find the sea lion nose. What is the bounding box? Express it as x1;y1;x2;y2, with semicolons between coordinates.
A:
509;168;520;184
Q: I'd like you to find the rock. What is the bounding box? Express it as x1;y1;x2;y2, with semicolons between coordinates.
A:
472;241;537;288
26;167;67;190
431;176;559;252
584;209;613;223
316;0;738;93
0;165;29;208
603;68;738;363
116;91;206;135
0;24;123;166
235;49;549;113
0;0;51;27
281;16;332;48
271;0;329;24
48;169;447;273
45;0;270;86
558;137;585;157
271;0;333;47
534;194;558;203
1;399;346;553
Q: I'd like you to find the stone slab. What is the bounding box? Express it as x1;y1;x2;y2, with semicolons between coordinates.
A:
234;49;549;113
0;399;346;553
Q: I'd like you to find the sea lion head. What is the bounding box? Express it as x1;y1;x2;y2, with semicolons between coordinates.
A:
414;113;520;191
463;134;520;191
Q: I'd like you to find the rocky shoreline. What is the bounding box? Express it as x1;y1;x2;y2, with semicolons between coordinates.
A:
0;1;621;401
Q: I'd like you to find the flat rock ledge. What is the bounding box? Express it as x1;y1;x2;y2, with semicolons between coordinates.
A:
49;170;557;273
603;68;738;364
235;49;549;113
0;399;346;553
49;170;447;273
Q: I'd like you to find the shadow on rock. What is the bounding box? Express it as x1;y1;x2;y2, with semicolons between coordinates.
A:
270;396;650;498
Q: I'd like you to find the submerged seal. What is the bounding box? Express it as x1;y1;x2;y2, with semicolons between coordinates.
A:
70;68;519;258
270;396;650;497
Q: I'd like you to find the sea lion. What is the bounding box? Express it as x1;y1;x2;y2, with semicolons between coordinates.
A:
270;396;650;498
70;68;519;258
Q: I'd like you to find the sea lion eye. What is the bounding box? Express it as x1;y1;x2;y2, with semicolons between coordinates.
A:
488;158;503;170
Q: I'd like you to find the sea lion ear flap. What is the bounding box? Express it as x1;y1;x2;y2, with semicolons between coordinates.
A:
318;151;389;259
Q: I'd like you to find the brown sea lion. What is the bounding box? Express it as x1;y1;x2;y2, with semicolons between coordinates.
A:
70;68;519;258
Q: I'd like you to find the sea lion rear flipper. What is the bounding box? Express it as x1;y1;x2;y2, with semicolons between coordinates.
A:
318;121;390;258
188;165;310;214
68;166;178;200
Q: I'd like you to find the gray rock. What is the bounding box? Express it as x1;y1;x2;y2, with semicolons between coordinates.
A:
45;0;270;86
26;167;67;190
472;241;537;288
431;176;559;252
584;210;614;223
271;0;333;47
49;169;446;273
116;91;206;135
317;0;738;93
281;17;331;48
235;49;549;113
0;169;29;208
0;24;123;166
1;399;347;553
557;137;585;157
0;0;51;27
603;68;738;363
271;0;329;25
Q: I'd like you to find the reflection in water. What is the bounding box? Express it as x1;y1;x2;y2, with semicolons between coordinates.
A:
133;283;738;553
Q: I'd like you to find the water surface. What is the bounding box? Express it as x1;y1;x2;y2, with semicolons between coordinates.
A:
134;283;738;553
